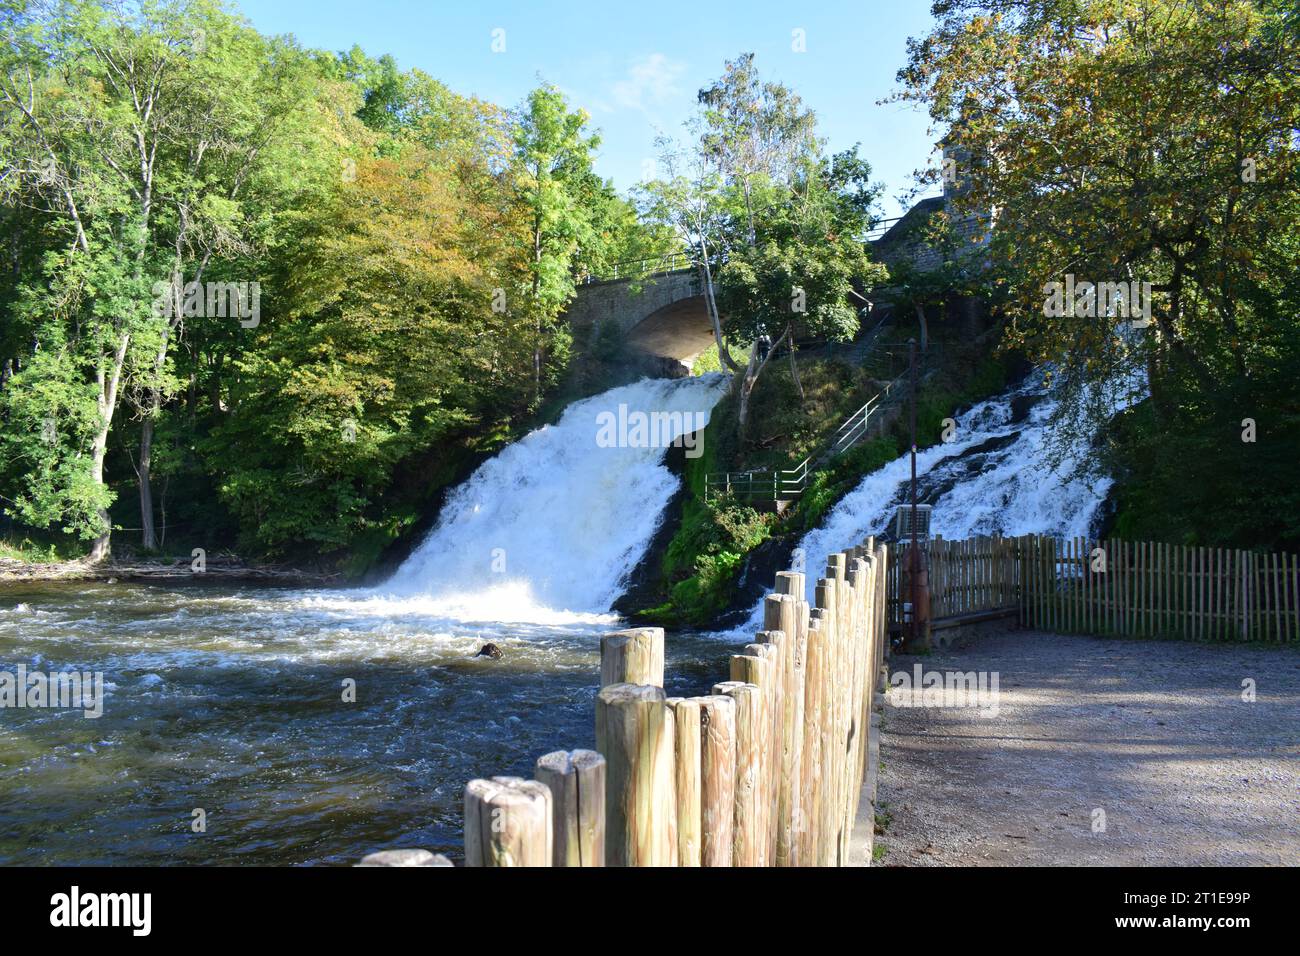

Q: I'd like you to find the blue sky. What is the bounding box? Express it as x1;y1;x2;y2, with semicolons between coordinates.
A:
234;0;943;217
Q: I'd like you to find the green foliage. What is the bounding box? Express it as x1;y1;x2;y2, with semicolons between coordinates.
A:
691;341;748;376
648;496;776;627
1107;333;1300;551
205;139;518;554
0;3;674;564
509;85;604;402
0;531;83;563
897;0;1300;475
895;0;1300;552
740;356;859;468
715;149;887;348
637;339;1018;627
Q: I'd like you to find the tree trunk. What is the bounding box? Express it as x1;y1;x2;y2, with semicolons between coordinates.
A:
735;327;791;444
88;426;113;564
914;302;929;352
136;301;176;550
736;342;759;443
697;239;740;374
138;416;156;550
88;329;131;564
789;342;804;402
88;419;113;563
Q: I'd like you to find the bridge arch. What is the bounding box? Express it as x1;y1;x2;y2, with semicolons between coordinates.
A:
566;268;716;375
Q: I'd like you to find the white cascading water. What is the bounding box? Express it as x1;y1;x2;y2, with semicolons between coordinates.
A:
738;369;1140;625
373;375;729;623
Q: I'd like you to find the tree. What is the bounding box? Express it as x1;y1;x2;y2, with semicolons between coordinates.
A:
716;148;887;436
0;0;330;555
0;11;688;564
509;85;601;403
643;55;887;441
572;171;679;282
878;208;991;351
637;138;737;371
206;141;528;554
895;0;1300;466
696;53;818;244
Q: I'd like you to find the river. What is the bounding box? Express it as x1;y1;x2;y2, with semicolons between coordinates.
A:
0;581;727;864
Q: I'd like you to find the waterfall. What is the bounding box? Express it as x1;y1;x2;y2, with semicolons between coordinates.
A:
741;370;1138;623
377;375;728;623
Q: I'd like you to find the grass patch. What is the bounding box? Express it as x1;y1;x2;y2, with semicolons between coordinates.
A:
691;341;748;376
0;532;85;563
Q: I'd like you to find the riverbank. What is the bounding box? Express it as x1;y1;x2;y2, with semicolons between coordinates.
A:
0;554;343;586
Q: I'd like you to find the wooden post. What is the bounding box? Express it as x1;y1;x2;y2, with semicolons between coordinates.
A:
814;575;839;866
464;776;553;867
772;575;805;867
696;694;736;867
754;629;787;862
1183;543;1190;638
839;558;864;863
1253;549;1261;639
800;608;824;866
1284;554;1294;642
843;555;870;855
765;589;799;866
595;683;676;866
1084;537;1093;634
714;680;763;866
878;543;889;677
666;698;702;867
601;627;664;687
789;600;809;865
535;749;606;867
731;649;774;865
1273;551;1284;641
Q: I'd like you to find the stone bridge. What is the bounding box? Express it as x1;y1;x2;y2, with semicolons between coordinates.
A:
565;265;715;377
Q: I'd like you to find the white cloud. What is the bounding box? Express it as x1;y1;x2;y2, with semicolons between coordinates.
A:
611;53;687;113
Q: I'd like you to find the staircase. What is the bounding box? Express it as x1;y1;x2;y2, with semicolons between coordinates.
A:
704;375;903;504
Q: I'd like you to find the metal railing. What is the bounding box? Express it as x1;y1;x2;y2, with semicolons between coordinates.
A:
578;251;692;285
828;386;892;457
864;216;905;242
703;471;780;501
704;374;904;503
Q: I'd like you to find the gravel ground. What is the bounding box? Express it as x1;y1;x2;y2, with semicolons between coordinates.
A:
876;628;1300;866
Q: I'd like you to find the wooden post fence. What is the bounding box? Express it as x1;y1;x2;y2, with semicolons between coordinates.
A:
1011;534;1299;642
455;538;891;867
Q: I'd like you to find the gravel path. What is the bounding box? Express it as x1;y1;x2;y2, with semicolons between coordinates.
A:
876;629;1300;866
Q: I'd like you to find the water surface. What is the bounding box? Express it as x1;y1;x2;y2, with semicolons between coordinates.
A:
0;581;726;865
